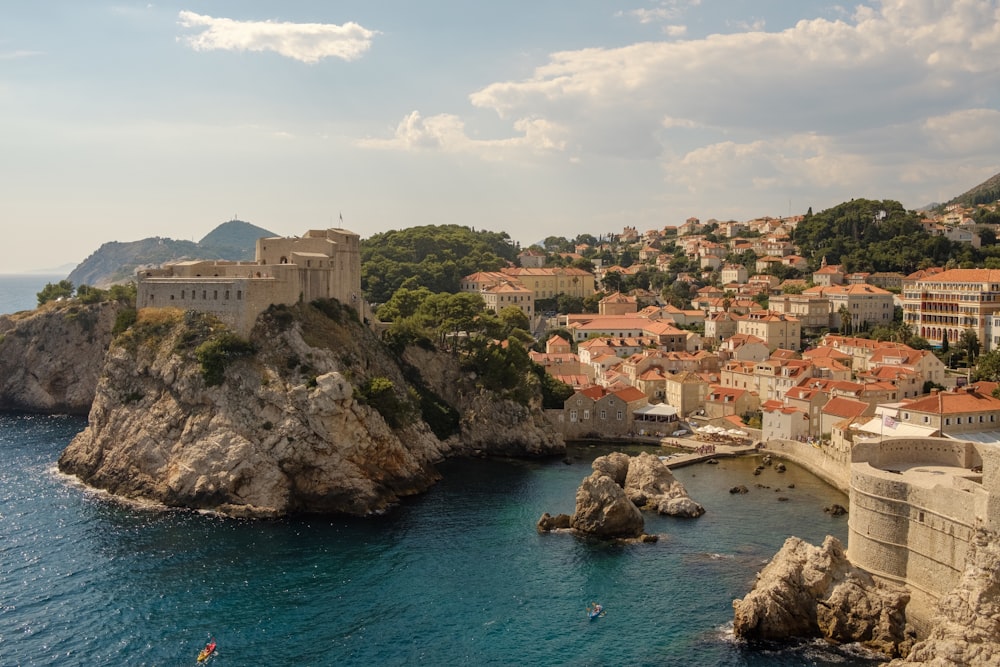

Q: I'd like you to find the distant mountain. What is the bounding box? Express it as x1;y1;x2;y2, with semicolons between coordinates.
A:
945;171;1000;209
67;219;276;287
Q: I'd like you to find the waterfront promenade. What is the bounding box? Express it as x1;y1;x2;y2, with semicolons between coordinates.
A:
660;436;759;469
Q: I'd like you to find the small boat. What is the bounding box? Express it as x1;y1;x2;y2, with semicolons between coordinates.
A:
587;603;605;620
197;639;217;662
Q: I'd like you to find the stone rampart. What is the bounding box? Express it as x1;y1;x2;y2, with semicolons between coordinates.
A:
762;438;850;492
847;437;993;632
137;228;363;336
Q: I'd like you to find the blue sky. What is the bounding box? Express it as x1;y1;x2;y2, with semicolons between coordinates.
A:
3;1;1000;273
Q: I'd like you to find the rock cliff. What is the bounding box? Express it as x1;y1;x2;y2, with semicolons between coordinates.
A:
0;300;128;413
58;301;564;517
889;528;1000;666
733;535;911;657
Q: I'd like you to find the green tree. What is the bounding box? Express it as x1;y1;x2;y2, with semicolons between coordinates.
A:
975;350;1000;381
958;328;980;366
376;286;434;322
37;280;74;306
497;305;530;333
838;304;852;336
360;224;517;303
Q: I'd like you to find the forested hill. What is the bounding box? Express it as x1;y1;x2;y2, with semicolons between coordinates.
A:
67;220;275;287
361;224;520;304
791;199;979;273
946;171;1000;208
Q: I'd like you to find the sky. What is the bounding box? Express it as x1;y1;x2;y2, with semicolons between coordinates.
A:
3;1;1000;273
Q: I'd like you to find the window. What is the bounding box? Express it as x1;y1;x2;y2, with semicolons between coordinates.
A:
600;410;607;420
570;410;578;423
583;410;590;420
617;410;623;420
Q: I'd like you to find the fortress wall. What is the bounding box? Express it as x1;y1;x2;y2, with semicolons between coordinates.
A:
848;467;912;581
853;437;980;469
138;277;254;332
763;438;850;492
848;442;994;630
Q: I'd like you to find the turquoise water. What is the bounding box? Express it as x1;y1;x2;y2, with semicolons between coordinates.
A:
0;416;886;666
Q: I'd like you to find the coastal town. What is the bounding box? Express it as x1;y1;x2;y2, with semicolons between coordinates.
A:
12;191;1000;662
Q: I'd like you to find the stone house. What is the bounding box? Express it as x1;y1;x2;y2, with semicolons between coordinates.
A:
599;292;638;316
560;386;649;439
761;399;810;441
704;386;758;420
736;311;801;352
820;396;873;438
893;386;1000;438
664;371;709;417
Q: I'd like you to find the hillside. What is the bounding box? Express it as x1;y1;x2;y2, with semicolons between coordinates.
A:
67;219;275;288
945;171;1000;208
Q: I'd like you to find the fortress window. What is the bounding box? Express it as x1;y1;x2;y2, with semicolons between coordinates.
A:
225;290;230;300
918;511;925;522
213;290;218;300
170;295;175;300
181;290;186;299
237;291;242;300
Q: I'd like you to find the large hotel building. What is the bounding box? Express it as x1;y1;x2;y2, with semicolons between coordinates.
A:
902;268;1000;351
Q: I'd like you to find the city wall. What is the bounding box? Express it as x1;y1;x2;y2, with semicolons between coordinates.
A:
847;437;994;632
762;438;851;492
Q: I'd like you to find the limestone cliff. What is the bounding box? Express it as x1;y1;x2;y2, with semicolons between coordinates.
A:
890;528;1000;666
0;300;128;414
57;301;563;517
733;535;911;657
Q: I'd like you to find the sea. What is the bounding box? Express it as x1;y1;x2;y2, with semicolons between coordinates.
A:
0;276;886;666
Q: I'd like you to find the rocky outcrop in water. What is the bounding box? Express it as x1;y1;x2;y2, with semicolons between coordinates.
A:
58;302;563;517
889;528;1000;666
538;452;704;540
0;300;128;413
624;451;705;517
570;469;645;539
733;535;912;657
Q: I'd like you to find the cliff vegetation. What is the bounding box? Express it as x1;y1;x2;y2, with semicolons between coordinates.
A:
57;298;563;517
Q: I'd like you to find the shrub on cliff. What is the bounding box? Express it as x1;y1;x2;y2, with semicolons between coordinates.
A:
195;333;256;387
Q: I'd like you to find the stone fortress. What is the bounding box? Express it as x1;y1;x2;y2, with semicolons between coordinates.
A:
847;434;1000;632
136;227;363;334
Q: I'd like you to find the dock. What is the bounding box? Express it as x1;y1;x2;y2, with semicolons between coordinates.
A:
658;437;759;469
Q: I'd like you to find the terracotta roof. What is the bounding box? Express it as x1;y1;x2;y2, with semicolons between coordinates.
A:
902;388;1000;414
822;396;871;418
910;268;1000;284
613;386;647;402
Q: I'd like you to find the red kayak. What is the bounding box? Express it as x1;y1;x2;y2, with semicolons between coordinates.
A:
197;639;217;662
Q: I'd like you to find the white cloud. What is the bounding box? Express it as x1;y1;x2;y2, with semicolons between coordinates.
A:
177;11;377;63
465;1;1000;162
663;25;687;37
619;1;702;24
923;108;1000;154
665;133;874;195
358;111;568;160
